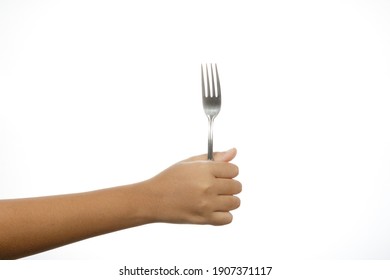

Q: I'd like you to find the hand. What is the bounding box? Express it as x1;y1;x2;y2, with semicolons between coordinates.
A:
143;148;241;226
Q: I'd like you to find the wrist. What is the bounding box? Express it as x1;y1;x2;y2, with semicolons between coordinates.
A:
122;180;160;226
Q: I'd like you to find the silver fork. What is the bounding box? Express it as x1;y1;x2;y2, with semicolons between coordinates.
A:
201;63;221;160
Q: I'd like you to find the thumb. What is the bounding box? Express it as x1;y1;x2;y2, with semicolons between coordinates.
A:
184;148;237;162
214;148;237;162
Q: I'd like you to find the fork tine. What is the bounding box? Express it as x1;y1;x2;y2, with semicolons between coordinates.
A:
215;64;221;98
201;64;205;98
206;64;211;98
211;64;215;98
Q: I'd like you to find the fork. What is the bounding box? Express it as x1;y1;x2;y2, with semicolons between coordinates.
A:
201;63;221;160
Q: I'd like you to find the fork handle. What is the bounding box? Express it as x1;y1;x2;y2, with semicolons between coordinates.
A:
207;117;215;160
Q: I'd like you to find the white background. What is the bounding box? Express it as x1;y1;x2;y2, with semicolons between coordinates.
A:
1;0;390;263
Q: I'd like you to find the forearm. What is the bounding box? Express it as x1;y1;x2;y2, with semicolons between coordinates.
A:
0;182;153;259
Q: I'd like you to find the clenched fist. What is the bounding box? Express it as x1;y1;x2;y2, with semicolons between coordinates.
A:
142;148;242;225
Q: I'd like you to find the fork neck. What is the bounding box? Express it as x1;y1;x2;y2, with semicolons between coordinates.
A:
207;116;215;160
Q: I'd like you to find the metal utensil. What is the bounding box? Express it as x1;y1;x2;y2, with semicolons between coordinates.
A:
201;64;222;160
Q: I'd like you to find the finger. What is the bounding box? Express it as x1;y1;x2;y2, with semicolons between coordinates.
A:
210;162;239;178
209;212;233;226
214;196;241;212
214;148;237;162
215;179;242;195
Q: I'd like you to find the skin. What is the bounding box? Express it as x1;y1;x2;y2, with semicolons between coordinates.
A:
0;148;241;259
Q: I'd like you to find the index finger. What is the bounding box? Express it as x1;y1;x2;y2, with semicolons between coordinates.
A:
210;162;239;179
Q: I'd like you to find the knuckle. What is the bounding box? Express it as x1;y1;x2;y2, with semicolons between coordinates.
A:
202;180;215;194
197;198;210;213
196;161;211;172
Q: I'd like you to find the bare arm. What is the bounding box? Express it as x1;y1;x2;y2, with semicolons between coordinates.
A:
0;149;241;259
